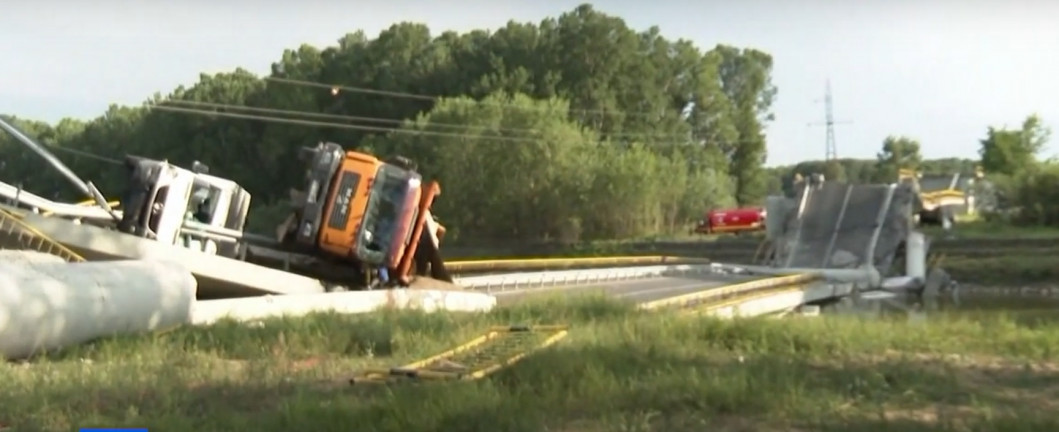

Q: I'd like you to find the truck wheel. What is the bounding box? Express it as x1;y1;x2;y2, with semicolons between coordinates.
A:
388;156;418;172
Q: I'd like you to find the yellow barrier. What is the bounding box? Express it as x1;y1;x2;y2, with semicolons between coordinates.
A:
0;207;86;262
683;284;811;315
349;324;569;384
446;255;710;273
40;199;121;217
921;189;964;200
638;272;820;311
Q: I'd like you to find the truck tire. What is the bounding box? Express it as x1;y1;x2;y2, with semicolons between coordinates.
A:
387;156;418;172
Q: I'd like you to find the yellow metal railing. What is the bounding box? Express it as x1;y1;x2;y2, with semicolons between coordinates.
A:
0;207;85;262
40;199;121;217
350;324;569;384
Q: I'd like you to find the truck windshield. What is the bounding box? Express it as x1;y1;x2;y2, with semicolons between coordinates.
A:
356;164;420;266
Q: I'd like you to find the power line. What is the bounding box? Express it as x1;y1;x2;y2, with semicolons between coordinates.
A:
0;131;122;165
150;104;576;144
265;76;675;120
162;99;694;141
47;144;122;165
151;103;786;148
150;102;774;147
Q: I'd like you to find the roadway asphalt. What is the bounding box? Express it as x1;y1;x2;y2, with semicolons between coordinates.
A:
491;272;768;306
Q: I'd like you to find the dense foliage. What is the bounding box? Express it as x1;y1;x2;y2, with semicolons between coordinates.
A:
1;4;1055;242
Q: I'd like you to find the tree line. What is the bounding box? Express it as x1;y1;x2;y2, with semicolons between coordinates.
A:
0;4;776;243
1;4;1054;245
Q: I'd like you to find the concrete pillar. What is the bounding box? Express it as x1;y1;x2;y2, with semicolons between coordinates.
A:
905;231;927;283
0;254;196;359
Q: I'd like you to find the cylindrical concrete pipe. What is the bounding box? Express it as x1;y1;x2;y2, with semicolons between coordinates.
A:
905;231;927;283
0;250;67;265
0;255;197;359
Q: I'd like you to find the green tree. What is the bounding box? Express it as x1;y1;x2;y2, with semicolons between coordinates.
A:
365;92;733;242
714;45;776;206
875;135;922;181
822;160;847;183
979;114;1050;176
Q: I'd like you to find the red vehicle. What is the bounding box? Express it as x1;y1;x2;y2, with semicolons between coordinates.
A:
694;207;766;235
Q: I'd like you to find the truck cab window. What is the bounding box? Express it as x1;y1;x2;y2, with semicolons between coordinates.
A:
357;165;419;265
187;183;222;225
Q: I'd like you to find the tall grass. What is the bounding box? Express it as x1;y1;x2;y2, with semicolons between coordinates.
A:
2;294;1058;431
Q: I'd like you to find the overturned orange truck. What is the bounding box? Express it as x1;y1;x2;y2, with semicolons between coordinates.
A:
273;143;451;288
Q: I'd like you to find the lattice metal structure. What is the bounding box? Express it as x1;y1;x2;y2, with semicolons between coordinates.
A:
769;181;915;276
809;80;852;161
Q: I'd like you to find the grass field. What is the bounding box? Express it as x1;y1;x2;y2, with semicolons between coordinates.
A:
3;295;1059;432
925;220;1059;239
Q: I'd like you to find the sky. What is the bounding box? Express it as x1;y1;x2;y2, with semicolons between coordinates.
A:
1;0;1056;166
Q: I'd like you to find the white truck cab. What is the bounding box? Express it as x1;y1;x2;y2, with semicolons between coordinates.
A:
118;157;251;257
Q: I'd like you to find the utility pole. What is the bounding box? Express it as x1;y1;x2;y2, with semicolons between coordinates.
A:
808;80;852;161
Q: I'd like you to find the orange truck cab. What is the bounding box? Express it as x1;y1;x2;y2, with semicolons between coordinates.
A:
694;207;766;235
280;142;449;287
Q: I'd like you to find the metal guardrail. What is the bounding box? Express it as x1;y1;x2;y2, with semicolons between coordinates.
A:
455;264;732;292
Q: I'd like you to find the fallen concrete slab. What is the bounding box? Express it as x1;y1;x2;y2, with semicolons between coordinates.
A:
0;254;197;359
191;289;497;325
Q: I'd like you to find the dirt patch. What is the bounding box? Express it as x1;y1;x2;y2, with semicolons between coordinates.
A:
832;351;1059;424
551;414;793;432
875;350;1059;374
